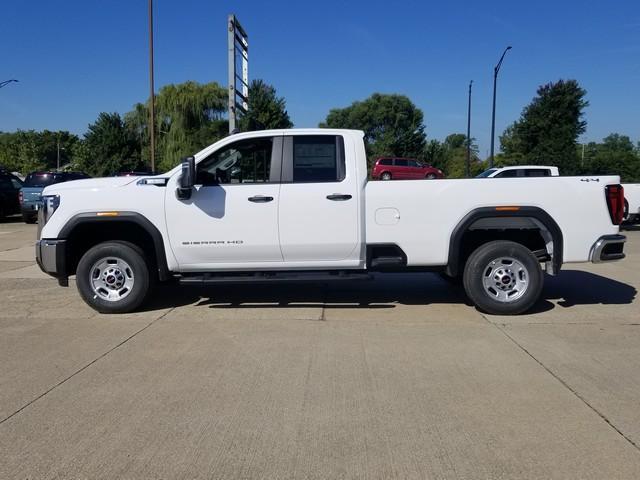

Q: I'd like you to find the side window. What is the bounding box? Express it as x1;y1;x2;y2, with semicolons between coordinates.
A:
10;177;23;189
379;159;392;166
495;169;519;178
197;137;274;185
292;135;344;183
395;159;409;167
525;169;550;177
408;160;420;168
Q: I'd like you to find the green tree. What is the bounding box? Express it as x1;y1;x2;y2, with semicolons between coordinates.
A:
74;112;141;176
0;130;78;174
321;93;426;167
126;81;228;171
422;134;481;178
582;134;640;182
500;79;588;174
239;79;293;131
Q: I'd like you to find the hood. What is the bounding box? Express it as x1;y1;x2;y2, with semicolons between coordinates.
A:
42;176;138;195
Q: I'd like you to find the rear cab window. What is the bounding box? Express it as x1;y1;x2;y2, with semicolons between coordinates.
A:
283;135;345;183
24;173;62;187
524;169;550;177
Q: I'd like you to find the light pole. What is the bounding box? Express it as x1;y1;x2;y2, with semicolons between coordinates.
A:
0;79;18;89
148;0;156;173
489;46;512;168
466;80;473;178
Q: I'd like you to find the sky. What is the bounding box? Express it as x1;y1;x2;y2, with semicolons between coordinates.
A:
1;0;639;156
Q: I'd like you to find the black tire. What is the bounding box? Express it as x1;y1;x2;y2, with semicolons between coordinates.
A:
76;241;153;314
463;240;543;315
381;172;392;180
22;213;37;224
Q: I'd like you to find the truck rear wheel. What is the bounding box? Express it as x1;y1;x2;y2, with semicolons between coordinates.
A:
463;240;543;315
76;241;152;314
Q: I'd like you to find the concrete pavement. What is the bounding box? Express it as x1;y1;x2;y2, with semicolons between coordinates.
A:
1;217;639;479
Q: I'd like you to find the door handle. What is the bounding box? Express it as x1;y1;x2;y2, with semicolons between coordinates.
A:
326;194;352;201
248;195;274;203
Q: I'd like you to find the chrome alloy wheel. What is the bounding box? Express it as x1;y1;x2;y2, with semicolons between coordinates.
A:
481;256;529;303
89;257;135;302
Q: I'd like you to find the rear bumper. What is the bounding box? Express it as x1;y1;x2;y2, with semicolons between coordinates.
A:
35;239;69;286
590;234;626;263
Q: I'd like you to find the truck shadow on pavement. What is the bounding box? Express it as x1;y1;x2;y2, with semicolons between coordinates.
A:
143;270;636;313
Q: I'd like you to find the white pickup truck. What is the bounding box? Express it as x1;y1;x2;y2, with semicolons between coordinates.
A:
36;129;627;315
623;183;640;224
476;165;560;178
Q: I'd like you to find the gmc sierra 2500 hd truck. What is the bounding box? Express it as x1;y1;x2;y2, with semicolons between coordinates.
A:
35;129;627;315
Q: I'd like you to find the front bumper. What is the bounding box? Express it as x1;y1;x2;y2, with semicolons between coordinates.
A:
590;234;626;263
35;239;69;286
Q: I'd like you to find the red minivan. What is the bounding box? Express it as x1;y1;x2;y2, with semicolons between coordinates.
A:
371;157;444;180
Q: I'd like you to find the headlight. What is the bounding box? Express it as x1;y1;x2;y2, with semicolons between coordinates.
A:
39;194;60;226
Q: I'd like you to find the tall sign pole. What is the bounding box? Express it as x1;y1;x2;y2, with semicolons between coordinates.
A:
148;0;156;172
466;80;473;178
228;14;249;133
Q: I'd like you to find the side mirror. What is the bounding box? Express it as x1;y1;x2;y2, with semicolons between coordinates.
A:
176;156;195;200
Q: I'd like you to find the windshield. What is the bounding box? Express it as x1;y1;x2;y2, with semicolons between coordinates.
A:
24;173;62;187
475;168;498;178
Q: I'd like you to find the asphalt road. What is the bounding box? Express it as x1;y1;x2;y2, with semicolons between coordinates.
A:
1;217;639;479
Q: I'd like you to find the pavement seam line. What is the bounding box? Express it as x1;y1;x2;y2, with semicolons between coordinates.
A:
481;313;640;453
0;307;174;427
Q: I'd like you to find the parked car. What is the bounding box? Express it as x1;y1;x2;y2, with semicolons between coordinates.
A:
36;129;626;316
622;183;640;225
371;157;443;180
476;166;560;178
20;171;90;223
0;170;24;220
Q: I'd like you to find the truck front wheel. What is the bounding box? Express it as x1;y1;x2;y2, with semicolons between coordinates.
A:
463;240;543;315
76;241;152;314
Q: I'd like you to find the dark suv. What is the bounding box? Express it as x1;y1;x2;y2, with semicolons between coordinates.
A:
0;170;24;220
20;171;90;223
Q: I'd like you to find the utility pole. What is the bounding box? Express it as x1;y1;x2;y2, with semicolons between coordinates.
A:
489;46;512;168
466;80;473;178
148;0;156;172
57;136;60;170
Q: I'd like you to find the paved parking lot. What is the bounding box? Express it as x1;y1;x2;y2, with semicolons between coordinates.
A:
1;217;639;479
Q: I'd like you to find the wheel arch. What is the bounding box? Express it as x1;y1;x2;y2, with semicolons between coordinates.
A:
446;206;563;277
59;212;171;281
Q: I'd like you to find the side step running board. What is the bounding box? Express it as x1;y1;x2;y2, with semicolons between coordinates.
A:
369;256;405;268
179;271;373;285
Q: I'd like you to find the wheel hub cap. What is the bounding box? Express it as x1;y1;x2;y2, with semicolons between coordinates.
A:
482;257;529;303
90;257;135;302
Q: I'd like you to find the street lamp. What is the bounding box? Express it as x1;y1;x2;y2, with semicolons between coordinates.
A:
489;46;512;168
0;79;18;89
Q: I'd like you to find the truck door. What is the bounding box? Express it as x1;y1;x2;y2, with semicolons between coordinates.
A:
165;134;284;268
278;134;361;263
